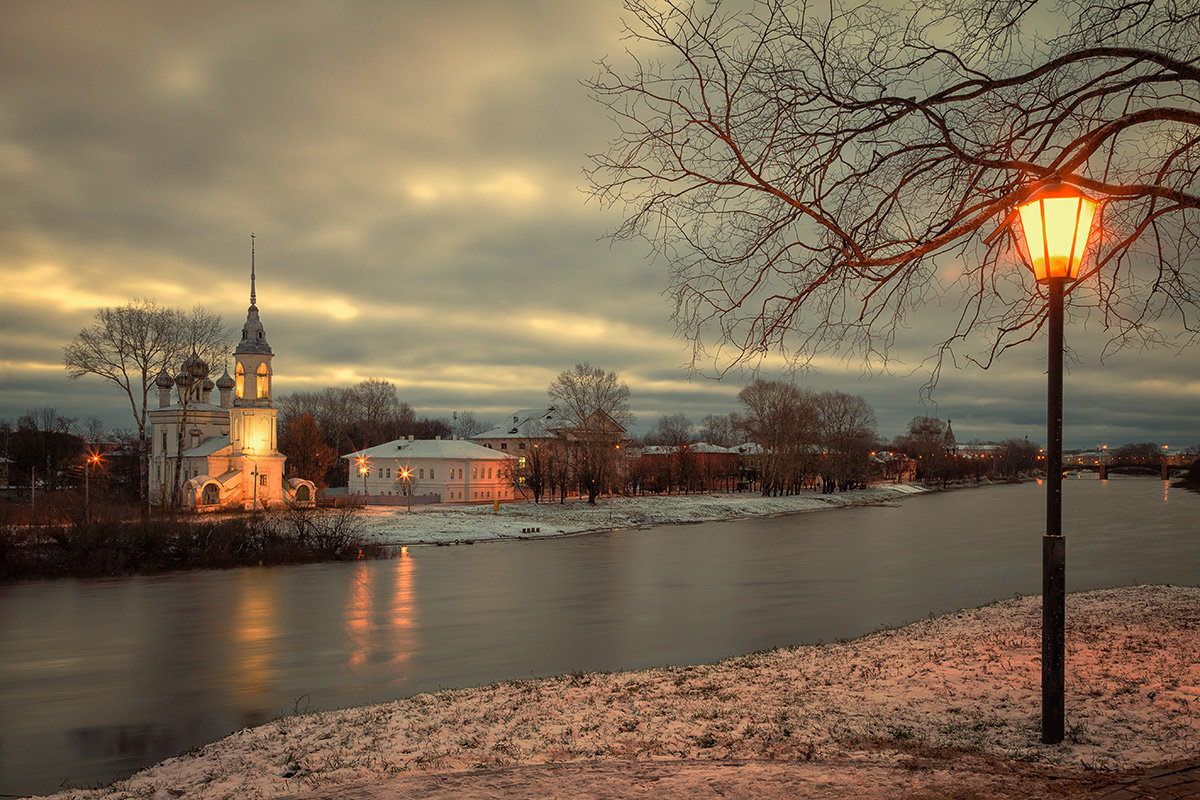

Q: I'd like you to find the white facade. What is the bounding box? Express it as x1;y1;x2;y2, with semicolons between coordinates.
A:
342;438;514;503
148;255;313;510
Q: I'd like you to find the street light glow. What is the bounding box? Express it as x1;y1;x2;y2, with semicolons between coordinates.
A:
1015;183;1098;282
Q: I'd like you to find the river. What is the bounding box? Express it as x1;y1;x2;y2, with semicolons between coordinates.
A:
1;476;1197;796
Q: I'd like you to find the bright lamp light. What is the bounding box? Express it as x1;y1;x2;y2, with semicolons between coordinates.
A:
1015;182;1098;282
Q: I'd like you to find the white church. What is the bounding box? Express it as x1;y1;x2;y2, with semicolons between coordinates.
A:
148;253;315;510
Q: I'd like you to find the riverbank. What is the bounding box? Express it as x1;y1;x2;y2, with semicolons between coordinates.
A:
355;484;931;546
32;583;1199;800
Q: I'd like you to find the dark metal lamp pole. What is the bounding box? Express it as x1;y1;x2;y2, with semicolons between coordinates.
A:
1043;276;1066;744
1010;181;1098;745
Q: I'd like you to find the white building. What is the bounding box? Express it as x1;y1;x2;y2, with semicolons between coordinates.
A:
342;438;515;503
148;253;314;510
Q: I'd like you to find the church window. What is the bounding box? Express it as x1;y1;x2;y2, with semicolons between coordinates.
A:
235;363;245;399
259;474;267;487
256;363;269;399
430;468;435;479
419;468;424;479
500;443;507;450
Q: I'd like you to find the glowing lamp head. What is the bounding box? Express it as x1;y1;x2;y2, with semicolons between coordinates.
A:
1014;182;1097;283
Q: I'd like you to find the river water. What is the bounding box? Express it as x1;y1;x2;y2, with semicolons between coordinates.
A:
1;476;1197;796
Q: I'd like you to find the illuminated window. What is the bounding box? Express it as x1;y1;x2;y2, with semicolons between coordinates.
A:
256;363;269;399
430;468;435;479
518;457;526;468
235;363;245;399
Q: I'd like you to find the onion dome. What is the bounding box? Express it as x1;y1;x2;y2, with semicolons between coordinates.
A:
202;377;215;392
174;371;194;388
183;352;210;380
216;370;235;390
154;369;174;389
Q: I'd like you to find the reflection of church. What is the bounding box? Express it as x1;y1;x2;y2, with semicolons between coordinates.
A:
148;253;315;509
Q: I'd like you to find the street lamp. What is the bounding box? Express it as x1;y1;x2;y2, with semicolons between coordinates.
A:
84;451;102;516
1011;180;1098;745
356;455;369;496
398;467;412;512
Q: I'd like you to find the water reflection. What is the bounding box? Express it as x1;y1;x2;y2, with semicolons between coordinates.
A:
390;551;416;671
346;562;371;668
344;552;417;672
69;724;177;761
229;571;278;705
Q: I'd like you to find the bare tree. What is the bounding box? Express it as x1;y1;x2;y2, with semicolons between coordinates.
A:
697;412;741;447
63;300;229;504
547;363;634;504
451;411;489;439
646;412;695;445
738;378;819;495
813;390;877;491
588;0;1200;382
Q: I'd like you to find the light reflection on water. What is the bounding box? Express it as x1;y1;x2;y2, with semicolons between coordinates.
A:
0;476;1196;796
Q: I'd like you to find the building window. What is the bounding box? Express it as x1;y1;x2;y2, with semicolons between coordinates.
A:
256;363;269;399
235;363;245;399
430;468;435;480
419;468;424;479
519;442;526;449
259;474;267;487
488;467;493;479
500;443;507;450
518;457;526;468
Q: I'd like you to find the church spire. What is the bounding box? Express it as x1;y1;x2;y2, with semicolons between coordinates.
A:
250;232;257;308
235;234;272;357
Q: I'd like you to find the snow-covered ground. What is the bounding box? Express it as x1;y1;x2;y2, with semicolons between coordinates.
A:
33;584;1200;800
355;485;927;545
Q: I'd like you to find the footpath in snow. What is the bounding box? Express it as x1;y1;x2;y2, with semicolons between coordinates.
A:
33;584;1200;800
355;484;928;546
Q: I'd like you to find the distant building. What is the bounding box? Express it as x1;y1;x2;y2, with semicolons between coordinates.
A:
342;438;514;503
148;251;314;510
472;407;564;455
633;442;740;492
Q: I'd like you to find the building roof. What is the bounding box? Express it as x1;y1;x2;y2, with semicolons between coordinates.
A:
343;438;514;462
473;407;563;440
184;435;232;458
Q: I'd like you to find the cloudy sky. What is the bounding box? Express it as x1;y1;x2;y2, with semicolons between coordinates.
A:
1;0;1196;449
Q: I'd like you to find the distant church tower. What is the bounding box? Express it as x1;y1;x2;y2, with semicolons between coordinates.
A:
228;235;285;504
146;235;307;509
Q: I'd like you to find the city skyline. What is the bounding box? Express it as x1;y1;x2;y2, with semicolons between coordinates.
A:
2;1;1197;450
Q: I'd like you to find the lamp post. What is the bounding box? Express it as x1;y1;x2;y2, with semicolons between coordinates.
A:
399;467;412;512
84;452;102;516
1011;180;1098;744
357;456;369;496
